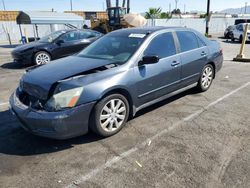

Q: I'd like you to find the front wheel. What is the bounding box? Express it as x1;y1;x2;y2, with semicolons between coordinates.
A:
34;51;51;65
90;94;129;137
231;34;235;42
197;64;214;92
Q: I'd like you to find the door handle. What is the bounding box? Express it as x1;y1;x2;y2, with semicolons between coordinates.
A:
171;61;180;67
201;51;207;56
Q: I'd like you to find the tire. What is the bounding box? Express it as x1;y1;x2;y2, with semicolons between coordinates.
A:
197;64;215;92
34;51;51;65
90;94;130;137
231;34;235;42
239;35;243;43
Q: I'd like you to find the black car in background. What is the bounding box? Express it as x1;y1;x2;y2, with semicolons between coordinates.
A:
11;29;103;65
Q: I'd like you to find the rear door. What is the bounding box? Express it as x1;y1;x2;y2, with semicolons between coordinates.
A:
175;31;208;86
135;32;181;105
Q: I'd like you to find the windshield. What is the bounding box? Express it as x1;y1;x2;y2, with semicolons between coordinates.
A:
77;34;146;64
39;30;66;43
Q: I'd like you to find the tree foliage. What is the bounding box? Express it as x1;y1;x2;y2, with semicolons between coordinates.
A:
160;12;171;19
172;8;181;14
145;8;162;19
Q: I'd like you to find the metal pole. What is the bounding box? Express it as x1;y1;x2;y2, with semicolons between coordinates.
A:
175;0;178;10
18;24;23;37
70;0;73;11
205;0;210;35
237;24;248;59
245;2;248;14
2;0;6;10
127;0;130;13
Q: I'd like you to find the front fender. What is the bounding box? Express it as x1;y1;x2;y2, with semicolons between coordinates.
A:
76;68;136;106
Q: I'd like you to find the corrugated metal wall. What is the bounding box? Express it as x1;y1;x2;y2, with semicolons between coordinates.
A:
1;16;250;43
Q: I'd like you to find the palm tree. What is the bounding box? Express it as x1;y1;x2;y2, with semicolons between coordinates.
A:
145;8;162;19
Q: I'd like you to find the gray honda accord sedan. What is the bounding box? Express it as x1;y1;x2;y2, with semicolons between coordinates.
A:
10;27;223;139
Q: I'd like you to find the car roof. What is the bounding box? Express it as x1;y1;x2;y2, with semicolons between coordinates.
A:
108;26;191;37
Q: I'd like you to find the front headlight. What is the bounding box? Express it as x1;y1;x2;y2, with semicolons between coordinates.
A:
18;78;24;92
45;87;84;111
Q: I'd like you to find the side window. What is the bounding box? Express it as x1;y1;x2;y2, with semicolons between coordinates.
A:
240;25;243;31
144;32;176;59
197;36;206;47
61;31;79;42
236;25;243;31
176;31;199;52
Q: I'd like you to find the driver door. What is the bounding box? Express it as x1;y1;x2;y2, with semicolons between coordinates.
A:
134;32;181;105
53;31;80;59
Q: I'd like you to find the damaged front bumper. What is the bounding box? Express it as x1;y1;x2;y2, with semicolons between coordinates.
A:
9;91;96;139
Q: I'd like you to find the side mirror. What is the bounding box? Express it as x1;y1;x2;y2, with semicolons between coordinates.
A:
56;39;64;45
139;55;159;66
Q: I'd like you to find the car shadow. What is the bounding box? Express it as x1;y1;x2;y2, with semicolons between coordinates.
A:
0;87;199;156
0;109;102;156
1;61;29;70
221;40;250;44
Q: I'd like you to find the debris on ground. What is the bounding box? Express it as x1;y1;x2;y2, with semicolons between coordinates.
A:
147;139;152;146
135;161;142;168
73;181;79;186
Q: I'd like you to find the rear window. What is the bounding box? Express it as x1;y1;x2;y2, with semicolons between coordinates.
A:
176;31;199;52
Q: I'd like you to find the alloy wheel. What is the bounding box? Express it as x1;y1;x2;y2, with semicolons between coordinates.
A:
35;52;50;65
201;66;213;89
99;99;127;132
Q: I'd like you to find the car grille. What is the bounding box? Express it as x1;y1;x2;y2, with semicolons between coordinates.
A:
18;90;45;110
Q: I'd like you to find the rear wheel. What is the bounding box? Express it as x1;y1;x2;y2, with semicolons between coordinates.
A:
197;64;214;92
239;35;243;43
90;94;129;137
34;51;51;65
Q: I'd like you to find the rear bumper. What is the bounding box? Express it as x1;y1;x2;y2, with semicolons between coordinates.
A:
9;91;96;139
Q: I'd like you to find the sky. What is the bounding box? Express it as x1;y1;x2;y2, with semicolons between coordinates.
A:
1;0;249;13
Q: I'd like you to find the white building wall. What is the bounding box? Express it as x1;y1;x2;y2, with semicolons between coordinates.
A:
0;18;250;43
146;17;250;35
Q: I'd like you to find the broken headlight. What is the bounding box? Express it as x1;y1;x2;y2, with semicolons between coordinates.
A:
45;87;83;111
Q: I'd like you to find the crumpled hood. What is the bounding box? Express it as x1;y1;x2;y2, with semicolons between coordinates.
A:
22;55;114;100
